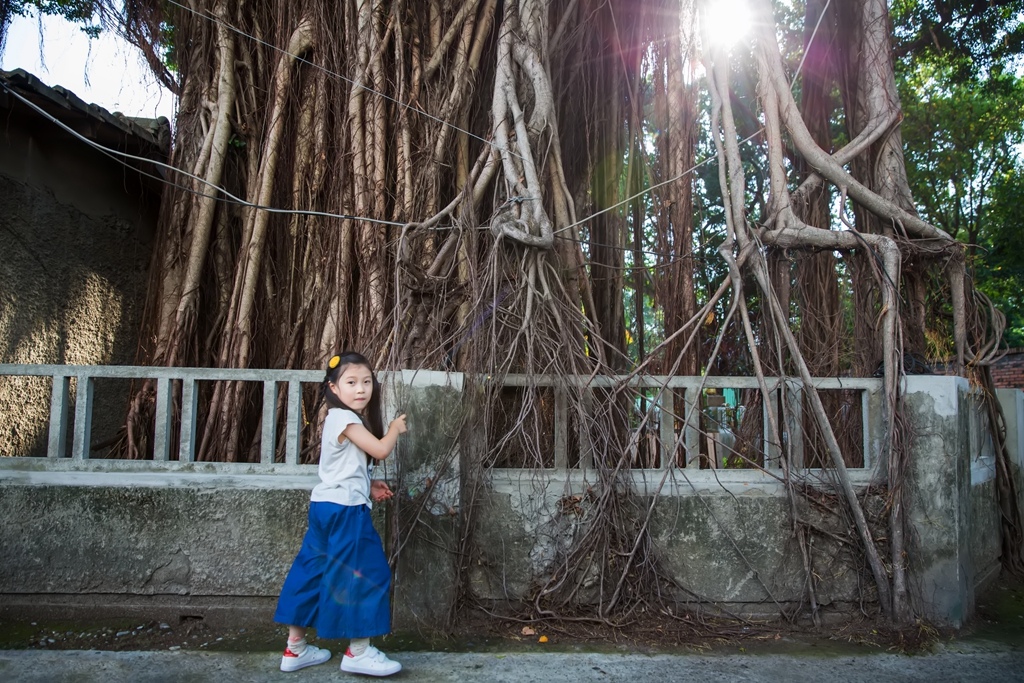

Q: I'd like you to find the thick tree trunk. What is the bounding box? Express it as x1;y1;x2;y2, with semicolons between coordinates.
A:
654;0;700;376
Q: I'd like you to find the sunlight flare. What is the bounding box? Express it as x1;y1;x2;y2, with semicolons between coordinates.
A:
702;0;752;49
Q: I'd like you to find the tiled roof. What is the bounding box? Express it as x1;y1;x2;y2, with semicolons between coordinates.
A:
0;67;171;158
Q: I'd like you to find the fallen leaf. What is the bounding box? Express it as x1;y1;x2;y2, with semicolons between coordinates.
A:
538;635;549;643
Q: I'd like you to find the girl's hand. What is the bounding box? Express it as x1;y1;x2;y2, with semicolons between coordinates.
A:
370;480;394;503
343;417;405;461
390;414;408;434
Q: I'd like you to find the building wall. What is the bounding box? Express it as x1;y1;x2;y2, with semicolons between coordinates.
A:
0;106;157;456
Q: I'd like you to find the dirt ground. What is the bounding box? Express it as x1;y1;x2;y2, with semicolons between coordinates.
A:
1;578;1021;656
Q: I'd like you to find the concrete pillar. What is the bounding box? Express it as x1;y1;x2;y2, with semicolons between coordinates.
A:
997;388;1024;562
997;389;1024;470
385;371;464;633
903;375;973;627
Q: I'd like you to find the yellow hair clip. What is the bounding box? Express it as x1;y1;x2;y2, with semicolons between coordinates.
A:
328;355;341;369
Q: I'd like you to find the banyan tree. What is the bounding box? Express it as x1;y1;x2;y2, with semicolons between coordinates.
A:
12;0;1021;628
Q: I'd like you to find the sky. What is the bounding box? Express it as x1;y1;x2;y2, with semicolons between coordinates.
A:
1;10;176;121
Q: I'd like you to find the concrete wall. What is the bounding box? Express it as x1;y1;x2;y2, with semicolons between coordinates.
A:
1;475;307;596
471;473;870;618
387;371;463;632
470;378;1008;626
902;377;1007;627
998;389;1024;519
0;468;313;625
0;106;158;457
0;376;1015;631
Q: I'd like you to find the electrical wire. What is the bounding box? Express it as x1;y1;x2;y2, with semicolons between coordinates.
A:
5;2;839;260
1;82;408;227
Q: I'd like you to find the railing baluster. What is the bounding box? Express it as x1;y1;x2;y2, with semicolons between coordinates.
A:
554;386;567;468
47;374;70;458
72;374;93;460
261;380;278;464
683;385;699;468
784;380;803;468
285;380;302;465
862;388;871;469
153;377;172;461
580;389;594;469
179;378;198;462
659;390;674;470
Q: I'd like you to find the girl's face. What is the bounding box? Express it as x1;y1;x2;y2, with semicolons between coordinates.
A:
329;363;374;413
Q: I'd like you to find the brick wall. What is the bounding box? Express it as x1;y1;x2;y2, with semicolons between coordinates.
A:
992;349;1024;389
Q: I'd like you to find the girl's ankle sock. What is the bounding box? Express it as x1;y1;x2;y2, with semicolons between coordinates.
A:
348;638;370;657
287;636;308;656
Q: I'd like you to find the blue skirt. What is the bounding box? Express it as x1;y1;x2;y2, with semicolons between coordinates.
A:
273;502;391;639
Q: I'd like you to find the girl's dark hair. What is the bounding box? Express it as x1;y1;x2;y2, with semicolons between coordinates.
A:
322;351;384;438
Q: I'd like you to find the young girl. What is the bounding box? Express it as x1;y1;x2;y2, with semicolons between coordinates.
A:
274;351;407;676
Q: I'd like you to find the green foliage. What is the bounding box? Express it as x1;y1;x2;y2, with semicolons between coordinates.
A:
4;1;102;36
158;18;176;72
975;166;1024;346
900;64;1024;244
896;2;1024;349
891;0;1024;76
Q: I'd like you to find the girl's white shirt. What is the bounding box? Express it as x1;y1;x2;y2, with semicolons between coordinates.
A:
310;408;373;508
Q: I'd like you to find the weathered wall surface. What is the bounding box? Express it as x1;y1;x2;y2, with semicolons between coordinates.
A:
471;378;1008;625
387;372;463;632
0;377;1015;631
902;377;1007;627
0;109;157;457
471;473;872;619
998;389;1024;521
0;470;314;627
969;480;1002;587
0;478;307;597
0;470;465;632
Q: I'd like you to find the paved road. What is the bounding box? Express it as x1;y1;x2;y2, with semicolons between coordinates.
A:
1;642;1022;683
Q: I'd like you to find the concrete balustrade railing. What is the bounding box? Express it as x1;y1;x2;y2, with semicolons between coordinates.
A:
0;364;323;464
0;364;882;472
502;373;881;471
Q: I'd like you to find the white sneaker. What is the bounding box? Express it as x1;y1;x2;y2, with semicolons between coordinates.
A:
280;643;331;672
341;645;402;677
